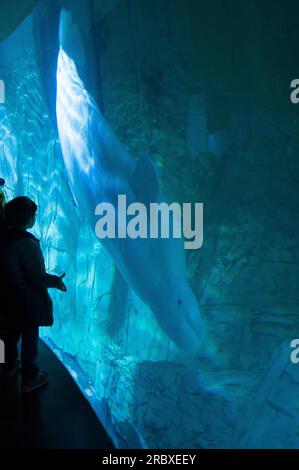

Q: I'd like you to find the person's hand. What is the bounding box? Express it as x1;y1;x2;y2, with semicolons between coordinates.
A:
57;273;67;292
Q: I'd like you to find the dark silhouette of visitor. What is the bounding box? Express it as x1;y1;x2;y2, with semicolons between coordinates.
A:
0;177;6;227
0;196;66;392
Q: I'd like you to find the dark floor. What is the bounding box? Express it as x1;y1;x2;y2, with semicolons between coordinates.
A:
0;340;114;449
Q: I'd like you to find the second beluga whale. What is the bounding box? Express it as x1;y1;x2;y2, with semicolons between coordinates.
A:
56;1;206;352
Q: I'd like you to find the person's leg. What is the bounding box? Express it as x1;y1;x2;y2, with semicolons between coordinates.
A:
21;326;40;383
2;325;20;373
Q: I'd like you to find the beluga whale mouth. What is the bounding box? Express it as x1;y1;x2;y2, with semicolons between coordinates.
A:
56;3;206;352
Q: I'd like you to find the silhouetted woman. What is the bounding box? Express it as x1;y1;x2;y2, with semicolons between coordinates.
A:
0;197;66;392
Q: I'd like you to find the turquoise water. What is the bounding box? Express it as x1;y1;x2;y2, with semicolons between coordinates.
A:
1;0;299;449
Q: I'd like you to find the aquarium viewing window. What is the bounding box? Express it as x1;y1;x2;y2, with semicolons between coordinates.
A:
1;0;299;461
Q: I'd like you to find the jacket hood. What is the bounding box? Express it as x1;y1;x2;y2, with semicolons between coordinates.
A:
0;227;38;249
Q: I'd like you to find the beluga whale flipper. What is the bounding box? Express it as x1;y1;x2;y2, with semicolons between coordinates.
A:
56;1;206;352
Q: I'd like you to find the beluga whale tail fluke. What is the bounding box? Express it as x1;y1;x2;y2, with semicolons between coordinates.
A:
56;2;206;352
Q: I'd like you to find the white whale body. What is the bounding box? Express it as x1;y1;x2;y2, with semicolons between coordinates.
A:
56;6;206;352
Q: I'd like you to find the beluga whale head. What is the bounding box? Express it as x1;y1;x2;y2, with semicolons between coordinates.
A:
150;275;206;352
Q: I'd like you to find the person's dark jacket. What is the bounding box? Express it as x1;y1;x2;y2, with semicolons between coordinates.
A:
0;227;59;327
0;203;5;229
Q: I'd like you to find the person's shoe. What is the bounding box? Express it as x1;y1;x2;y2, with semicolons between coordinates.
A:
2;359;22;379
22;371;48;393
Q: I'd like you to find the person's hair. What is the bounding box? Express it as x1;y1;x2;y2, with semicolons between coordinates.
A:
5;197;37;227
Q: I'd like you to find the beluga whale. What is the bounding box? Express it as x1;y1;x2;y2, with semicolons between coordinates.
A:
56;0;206;352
